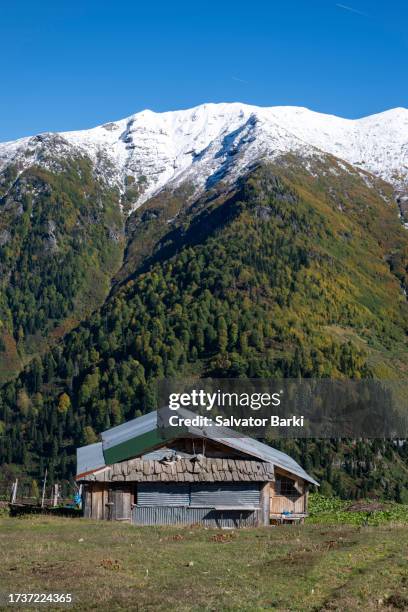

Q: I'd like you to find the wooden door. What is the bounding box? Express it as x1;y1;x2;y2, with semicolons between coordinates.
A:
90;483;106;520
111;485;133;522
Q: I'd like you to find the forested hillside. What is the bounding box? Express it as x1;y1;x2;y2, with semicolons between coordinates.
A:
0;156;124;380
1;159;408;499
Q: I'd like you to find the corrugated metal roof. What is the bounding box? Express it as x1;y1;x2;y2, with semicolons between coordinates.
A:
184;409;318;485
89;408;318;486
76;442;105;476
184;416;318;485
211;433;318;485
101;411;157;450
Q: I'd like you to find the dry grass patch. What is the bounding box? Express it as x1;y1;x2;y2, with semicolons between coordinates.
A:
1;516;408;611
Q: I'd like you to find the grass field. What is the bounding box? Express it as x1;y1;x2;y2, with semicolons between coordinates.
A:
1;515;408;611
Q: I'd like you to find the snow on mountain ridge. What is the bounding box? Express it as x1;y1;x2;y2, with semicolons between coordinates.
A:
1;103;407;209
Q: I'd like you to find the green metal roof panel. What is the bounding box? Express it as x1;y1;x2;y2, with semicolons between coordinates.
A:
104;427;185;464
102;411;157;452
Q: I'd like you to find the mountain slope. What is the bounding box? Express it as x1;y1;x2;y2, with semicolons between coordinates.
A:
0;156;124;380
1;104;408;497
1;161;407;497
1;104;407;382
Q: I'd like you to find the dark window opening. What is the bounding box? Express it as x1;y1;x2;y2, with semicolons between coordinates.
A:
275;476;299;496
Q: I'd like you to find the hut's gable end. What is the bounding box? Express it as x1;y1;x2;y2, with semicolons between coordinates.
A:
270;467;308;516
158;437;256;459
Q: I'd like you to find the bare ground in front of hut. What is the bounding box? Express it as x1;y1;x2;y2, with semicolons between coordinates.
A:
1;516;408;611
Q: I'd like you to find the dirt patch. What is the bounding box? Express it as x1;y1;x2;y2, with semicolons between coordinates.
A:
29;560;89;580
346;501;387;512
385;594;408;609
99;558;122;571
210;533;236;543
265;549;319;574
30;561;69;578
158;533;185;542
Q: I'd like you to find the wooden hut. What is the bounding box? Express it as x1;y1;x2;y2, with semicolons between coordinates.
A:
76;410;318;527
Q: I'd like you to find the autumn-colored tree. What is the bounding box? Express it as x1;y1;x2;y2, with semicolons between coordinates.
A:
83;426;98;445
57;392;71;414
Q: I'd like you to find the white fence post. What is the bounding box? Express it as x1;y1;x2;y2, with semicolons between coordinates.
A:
41;469;48;509
10;479;18;504
52;483;60;507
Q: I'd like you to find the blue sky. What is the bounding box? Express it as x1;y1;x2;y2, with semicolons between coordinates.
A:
1;0;407;141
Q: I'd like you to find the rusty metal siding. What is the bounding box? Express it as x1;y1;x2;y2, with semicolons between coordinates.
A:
132;505;260;527
190;483;260;507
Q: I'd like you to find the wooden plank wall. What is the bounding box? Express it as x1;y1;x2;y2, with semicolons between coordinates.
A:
84;484;133;522
83;485;91;519
270;494;306;514
259;482;270;526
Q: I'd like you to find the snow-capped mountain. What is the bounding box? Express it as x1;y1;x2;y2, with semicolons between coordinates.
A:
1;103;408;210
